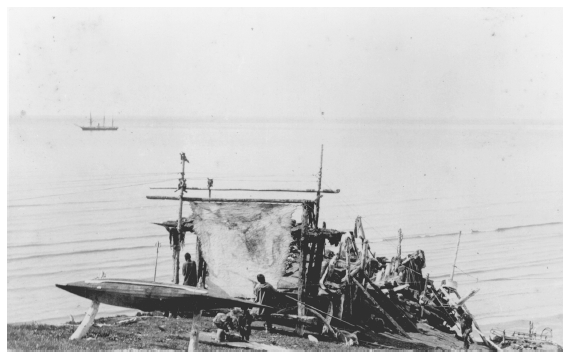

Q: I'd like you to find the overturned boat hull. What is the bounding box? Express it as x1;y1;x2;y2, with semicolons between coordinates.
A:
56;278;270;312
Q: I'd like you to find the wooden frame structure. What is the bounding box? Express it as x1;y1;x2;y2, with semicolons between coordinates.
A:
147;148;343;348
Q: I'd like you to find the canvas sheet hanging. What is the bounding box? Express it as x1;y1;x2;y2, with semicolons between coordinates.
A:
190;202;299;299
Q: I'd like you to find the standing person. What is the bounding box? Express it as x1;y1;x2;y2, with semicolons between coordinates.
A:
182;253;197;286
253;274;277;333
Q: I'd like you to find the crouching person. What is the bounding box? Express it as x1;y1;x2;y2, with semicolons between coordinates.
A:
213;311;236;342
236;308;253;341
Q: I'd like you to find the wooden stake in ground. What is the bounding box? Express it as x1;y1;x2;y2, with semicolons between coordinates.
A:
69;300;99;340
188;307;202;352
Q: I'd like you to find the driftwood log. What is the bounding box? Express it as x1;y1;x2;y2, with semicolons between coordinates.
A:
270;314;318;326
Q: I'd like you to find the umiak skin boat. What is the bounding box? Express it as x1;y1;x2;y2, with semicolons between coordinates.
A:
56;278;270;312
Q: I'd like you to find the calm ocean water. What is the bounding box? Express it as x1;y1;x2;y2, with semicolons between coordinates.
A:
7;116;562;345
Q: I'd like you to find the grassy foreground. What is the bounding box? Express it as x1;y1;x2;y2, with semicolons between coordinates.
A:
7;313;484;352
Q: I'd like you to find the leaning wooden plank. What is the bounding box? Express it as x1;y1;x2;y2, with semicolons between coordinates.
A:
70;300;99;340
305;306;339;338
350;274;411;339
199;331;293;352
360;272;418;332
456;288;479;307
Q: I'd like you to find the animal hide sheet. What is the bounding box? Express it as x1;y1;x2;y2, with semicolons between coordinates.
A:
190;202;298;299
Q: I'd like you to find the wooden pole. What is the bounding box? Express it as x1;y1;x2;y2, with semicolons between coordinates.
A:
345;236;352;317
69;300;99;340
450;231;462;281
315;145;324;228
397;229;403;260
195;237;202;287
296;204;308;336
153;241;161;281
149;187;340;194
173;153;188;284
455;288;479;307
188;308;202;352
172;250;180;285
306;240;317;297
310;236;326;297
147;196;314;204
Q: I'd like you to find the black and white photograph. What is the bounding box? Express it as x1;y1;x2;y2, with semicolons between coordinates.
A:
6;4;564;352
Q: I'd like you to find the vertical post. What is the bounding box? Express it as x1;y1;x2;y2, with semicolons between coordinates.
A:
69;300;100;340
188;307;202;352
397;228;403;260
201;262;207;288
172;250;180;284
450;231;462;280
315;145;324;229
195;237;201;287
154;241;161;281
296;204;308;336
310;236;326;297
173;153;188;284
346;236;352;317
306;240;317;296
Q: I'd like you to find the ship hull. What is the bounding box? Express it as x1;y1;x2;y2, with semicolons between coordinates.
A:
56;278;268;312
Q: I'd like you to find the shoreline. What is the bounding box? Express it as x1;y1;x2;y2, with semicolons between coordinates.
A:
7;312;490;352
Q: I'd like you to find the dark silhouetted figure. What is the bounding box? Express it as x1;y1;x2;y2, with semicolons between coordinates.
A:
182;253;197;286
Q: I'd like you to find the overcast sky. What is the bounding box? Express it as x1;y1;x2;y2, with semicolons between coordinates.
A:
8;7;562;122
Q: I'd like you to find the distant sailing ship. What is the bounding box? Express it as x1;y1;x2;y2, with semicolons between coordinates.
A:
77;113;118;131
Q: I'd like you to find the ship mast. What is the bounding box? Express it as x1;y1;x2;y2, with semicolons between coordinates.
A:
89;112;92;127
